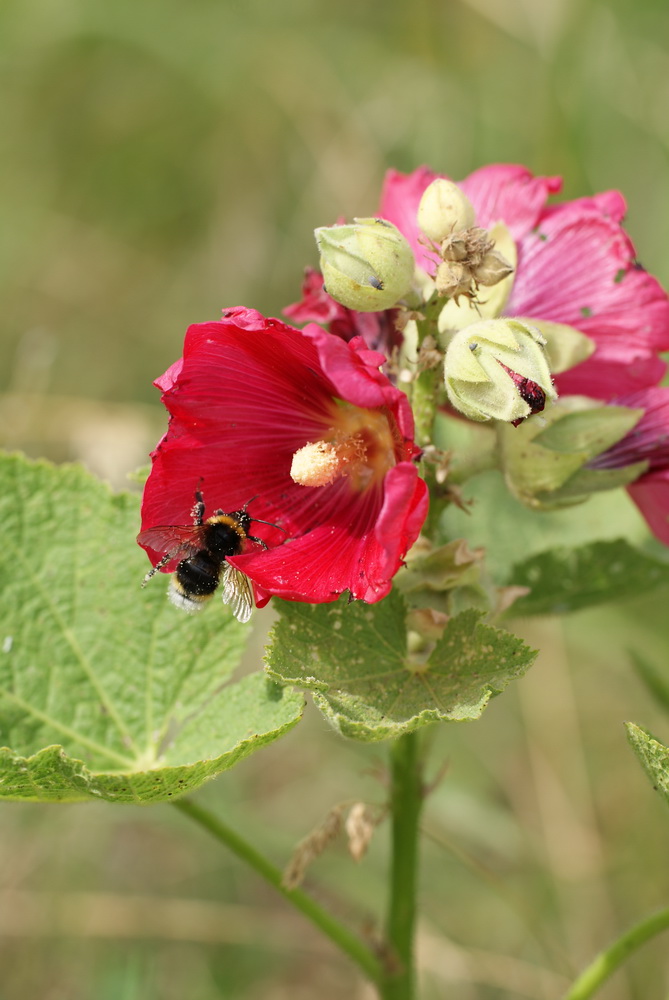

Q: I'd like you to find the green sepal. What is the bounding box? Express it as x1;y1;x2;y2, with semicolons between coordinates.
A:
625;723;669;807
533;404;643;455
265;592;536;742
499;399;645;509
516;318;595;375
0;453;304;803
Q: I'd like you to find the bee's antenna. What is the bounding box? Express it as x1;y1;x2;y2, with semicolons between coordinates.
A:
251;517;288;533
243;496;287;534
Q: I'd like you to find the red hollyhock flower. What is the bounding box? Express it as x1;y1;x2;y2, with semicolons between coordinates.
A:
587;386;669;545
380;165;669;399
138;307;428;607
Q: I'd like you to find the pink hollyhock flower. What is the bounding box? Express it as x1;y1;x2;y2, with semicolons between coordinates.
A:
380;165;669;399
284;267;402;356
138;307;428;607
587;386;669;545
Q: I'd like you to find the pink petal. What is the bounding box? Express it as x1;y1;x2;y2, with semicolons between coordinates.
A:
507;200;669;398
628;470;669;545
558;354;667;399
459;165;562;240
379;166;443;270
541;190;627;224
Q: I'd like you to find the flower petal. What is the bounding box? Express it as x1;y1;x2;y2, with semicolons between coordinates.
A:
507;200;669;397
379;166;443;270
140;310;427;607
232;463;429;603
628;470;669;545
459;165;562;240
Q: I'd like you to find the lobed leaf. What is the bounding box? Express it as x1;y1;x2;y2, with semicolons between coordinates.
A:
265;592;536;741
505;539;669;617
625;723;669;808
0;454;303;803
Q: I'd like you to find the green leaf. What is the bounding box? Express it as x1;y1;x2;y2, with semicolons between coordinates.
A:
505;539;669;617
265;593;536;741
0;454;303;803
625;723;669;808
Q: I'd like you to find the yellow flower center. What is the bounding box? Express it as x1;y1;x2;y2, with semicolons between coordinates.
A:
290;403;400;491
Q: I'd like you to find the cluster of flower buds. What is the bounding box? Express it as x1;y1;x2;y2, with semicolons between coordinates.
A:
139;163;669;621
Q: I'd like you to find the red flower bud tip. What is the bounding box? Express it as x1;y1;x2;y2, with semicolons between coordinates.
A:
497;362;548;426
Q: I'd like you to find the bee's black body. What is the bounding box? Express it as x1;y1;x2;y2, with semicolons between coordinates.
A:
171;512;251;606
138;492;276;623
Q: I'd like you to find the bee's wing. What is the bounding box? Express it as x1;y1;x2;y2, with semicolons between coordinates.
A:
137;524;209;585
220;563;254;624
137;524;208;556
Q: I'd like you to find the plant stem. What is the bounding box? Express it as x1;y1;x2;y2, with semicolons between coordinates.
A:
381;731;424;999
562;906;669;1000
412;367;440;448
172;798;383;984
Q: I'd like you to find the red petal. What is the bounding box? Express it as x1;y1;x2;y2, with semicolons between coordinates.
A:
140;312;428;605
628;470;669;545
231;463;429;603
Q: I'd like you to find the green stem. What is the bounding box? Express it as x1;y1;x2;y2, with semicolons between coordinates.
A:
381;731;424;1000
562;906;669;1000
412;367;440;447
173;798;383;984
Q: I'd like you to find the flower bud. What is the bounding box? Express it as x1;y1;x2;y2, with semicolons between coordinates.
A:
417;179;476;244
443;318;557;424
314;218;415;312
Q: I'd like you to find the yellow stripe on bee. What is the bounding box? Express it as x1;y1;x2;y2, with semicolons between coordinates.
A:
205;514;246;537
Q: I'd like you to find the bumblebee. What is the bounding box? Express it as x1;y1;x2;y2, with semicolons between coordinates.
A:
137;490;279;623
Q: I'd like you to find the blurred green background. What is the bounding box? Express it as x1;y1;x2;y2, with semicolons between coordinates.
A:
2;0;669;997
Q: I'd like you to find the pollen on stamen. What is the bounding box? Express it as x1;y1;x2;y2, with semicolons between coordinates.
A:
290;434;367;488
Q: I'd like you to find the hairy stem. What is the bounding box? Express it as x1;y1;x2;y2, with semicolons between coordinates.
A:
563;906;669;1000
381;731;424;999
173;798;383;984
412;367;441;448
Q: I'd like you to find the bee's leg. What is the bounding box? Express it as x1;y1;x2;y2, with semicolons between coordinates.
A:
141;551;173;587
247;535;269;550
192;489;206;525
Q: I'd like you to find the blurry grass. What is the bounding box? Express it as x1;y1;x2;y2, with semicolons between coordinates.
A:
1;0;669;997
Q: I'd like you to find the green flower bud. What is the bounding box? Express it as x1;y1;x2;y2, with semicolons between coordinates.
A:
444;318;557;424
417;179;476;244
314;217;415;312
